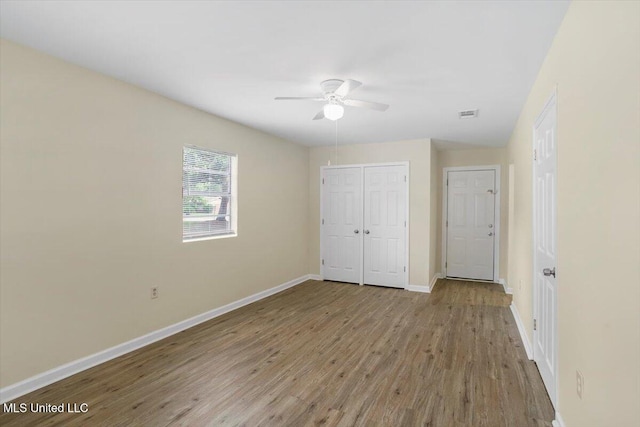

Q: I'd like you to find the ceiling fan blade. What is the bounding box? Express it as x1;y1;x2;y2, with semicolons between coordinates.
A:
313;109;325;120
274;97;325;101
334;79;362;97
343;99;389;112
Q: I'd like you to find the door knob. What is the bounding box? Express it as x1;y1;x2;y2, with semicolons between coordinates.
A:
488;232;493;236
354;229;360;234
364;230;370;234
488;224;493;228
543;267;556;277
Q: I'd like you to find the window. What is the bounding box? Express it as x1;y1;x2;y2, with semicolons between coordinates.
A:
182;146;237;241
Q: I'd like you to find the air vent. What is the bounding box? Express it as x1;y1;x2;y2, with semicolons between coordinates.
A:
458;109;479;119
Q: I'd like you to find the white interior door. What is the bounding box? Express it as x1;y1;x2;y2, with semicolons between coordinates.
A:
321;168;362;283
533;95;558;405
363;165;407;288
446;170;495;281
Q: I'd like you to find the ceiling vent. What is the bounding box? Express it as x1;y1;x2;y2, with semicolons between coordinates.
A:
458;109;479;119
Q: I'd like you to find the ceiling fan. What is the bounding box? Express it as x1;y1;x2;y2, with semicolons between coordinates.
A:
275;79;389;121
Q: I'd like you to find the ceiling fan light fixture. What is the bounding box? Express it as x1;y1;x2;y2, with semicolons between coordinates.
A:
275;79;388;121
324;103;344;121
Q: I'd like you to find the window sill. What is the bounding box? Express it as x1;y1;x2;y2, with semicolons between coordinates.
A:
183;233;237;243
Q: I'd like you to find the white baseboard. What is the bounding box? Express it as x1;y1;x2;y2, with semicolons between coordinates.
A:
406;273;441;294
498;278;513;294
552;412;566;427
308;274;322;281
0;274;312;404
406;284;430;293
510;302;533;360
430;273;442;290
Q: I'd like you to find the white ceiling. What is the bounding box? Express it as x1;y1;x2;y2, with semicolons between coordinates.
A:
0;1;570;147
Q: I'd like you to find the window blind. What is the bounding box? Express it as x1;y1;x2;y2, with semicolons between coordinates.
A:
183;146;235;240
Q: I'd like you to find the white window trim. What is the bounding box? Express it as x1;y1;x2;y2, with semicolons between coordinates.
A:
182;146;238;243
183;233;237;243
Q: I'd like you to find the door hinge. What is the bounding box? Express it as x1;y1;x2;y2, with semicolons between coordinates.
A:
322;259;324;265
446;220;448;227
446;178;449;185
533;319;537;331
404;220;407;227
322;178;325;184
404;175;407;182
322;218;324;225
404;266;406;272
533;149;537;161
445;261;447;268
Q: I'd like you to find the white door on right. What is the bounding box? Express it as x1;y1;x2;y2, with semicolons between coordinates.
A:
446;170;495;281
533;95;558;406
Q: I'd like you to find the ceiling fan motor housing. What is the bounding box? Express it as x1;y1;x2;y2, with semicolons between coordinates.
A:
320;79;345;95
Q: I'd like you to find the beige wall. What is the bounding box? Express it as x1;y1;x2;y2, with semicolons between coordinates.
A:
506;2;640;426
308;139;434;286
429;145;438;286
0;40;309;388
434;148;508;280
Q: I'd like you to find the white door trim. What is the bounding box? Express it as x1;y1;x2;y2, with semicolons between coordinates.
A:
532;88;559;408
320;161;410;288
442;165;501;282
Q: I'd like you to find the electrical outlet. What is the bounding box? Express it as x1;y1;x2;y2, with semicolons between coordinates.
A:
576;370;584;399
151;287;158;299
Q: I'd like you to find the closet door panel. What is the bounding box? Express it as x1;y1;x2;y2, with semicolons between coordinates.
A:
363;165;407;288
321;167;362;283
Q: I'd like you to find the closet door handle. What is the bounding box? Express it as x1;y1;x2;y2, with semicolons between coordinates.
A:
543;267;556;278
364;230;370;234
354;229;360;234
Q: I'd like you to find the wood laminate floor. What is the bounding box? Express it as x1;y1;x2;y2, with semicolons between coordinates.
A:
0;279;554;426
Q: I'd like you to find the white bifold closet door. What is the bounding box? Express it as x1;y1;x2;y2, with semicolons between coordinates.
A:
363;166;407;287
321;164;407;288
322;167;362;284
